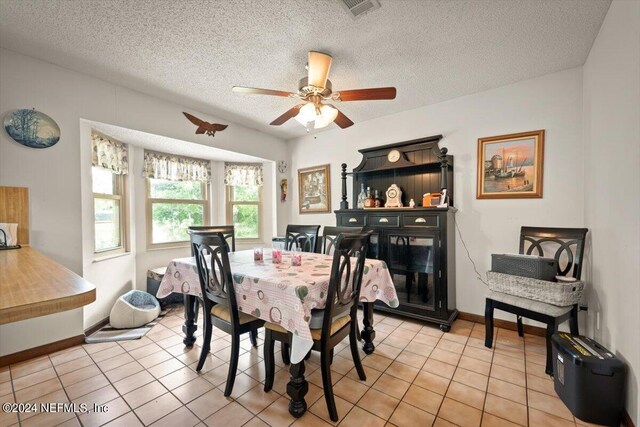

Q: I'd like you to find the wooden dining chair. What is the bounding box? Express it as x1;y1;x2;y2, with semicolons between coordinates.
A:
279;226;366;363
263;232;371;422
188;225;235;252
319;226;364;254
485;226;588;375
285;224;320;253
190;232;264;396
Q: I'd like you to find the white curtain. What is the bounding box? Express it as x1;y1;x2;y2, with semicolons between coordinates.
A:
143;151;210;182
224;163;263;186
91;132;129;175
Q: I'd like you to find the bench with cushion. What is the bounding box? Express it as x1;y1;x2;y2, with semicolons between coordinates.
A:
147;267;183;308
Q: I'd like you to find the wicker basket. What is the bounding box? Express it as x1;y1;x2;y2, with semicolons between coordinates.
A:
487;271;584;306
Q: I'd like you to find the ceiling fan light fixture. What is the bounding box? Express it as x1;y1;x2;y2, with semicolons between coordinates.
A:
314;105;339;129
294;102;317;126
233;50;396;130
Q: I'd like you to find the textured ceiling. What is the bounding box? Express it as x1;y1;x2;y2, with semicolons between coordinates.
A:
0;0;611;140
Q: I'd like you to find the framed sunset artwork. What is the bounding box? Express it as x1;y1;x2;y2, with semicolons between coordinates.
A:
476;130;544;199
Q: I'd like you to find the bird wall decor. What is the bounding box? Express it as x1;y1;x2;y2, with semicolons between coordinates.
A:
183;112;228;137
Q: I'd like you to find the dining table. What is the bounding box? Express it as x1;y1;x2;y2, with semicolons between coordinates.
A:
156;248;398;417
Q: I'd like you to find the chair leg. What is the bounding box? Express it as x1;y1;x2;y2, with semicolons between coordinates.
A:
249;326;258;348
545;320;557;376
517;316;524;337
196;315;212;372
484;299;494;348
569;305;579;335
224;332;240;397
329;348;334;364
281;341;291;365
321;348;338;422
350;322;366;381
263;329;275;392
304;351;311;361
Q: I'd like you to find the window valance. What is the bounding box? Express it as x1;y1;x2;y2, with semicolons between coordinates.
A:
143;151;211;182
224;163;264;187
92;132;129;175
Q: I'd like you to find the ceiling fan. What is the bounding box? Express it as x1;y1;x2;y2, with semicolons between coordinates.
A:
232;51;396;130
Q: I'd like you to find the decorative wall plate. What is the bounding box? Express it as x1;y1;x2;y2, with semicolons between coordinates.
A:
278;160;288;174
3;109;60;149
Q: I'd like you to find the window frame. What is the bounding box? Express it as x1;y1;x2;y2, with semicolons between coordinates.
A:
146;178;210;249
92;167;128;257
225;184;263;243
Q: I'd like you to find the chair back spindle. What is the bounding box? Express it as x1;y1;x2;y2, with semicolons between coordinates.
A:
519;227;588;279
322;233;371;336
321;226;364;255
189;225;236;253
286;225;321;253
191;233;240;324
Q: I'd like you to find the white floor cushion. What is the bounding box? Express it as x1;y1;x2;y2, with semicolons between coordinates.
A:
109;290;161;329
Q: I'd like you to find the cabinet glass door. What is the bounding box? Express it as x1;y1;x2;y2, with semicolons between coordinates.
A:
386;231;439;314
364;228;382;260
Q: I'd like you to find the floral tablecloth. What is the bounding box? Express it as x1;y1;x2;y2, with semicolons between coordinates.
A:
157;249;398;363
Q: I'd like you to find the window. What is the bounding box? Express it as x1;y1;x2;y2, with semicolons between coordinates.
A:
93;166;126;254
91;131;128;255
226;184;262;240
143;150;211;248
147;178;209;247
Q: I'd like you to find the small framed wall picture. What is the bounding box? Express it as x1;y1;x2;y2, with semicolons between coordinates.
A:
477;130;544;199
298;164;331;214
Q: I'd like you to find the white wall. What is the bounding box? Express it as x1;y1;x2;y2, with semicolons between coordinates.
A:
0;48;289;340
288;67;586;324
582;0;640;423
0;309;84;357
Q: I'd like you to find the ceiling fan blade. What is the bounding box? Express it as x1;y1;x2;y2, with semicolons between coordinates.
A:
336;87;397;102
232;86;295;97
329;106;354;129
270;104;305;126
308;51;332;88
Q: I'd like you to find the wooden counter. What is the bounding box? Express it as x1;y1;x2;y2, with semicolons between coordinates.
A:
0;247;96;325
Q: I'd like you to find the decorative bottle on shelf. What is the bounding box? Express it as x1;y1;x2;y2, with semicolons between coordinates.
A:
374;190;382;207
357;183;366;208
364;187;375;208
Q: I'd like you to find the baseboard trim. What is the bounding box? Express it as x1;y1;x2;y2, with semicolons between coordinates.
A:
0;334;85;367
0;317;110;368
84;317;110;336
458;311;546;337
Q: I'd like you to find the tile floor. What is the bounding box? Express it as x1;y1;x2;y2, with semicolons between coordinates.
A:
0;306;604;427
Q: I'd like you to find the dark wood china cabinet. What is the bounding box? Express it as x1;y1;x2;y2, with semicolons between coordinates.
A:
335;135;458;331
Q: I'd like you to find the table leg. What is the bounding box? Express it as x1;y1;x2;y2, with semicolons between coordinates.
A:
361;302;376;355
287;360;308;418
182;294;198;346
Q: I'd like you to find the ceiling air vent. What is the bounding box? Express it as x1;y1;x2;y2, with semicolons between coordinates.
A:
338;0;381;19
